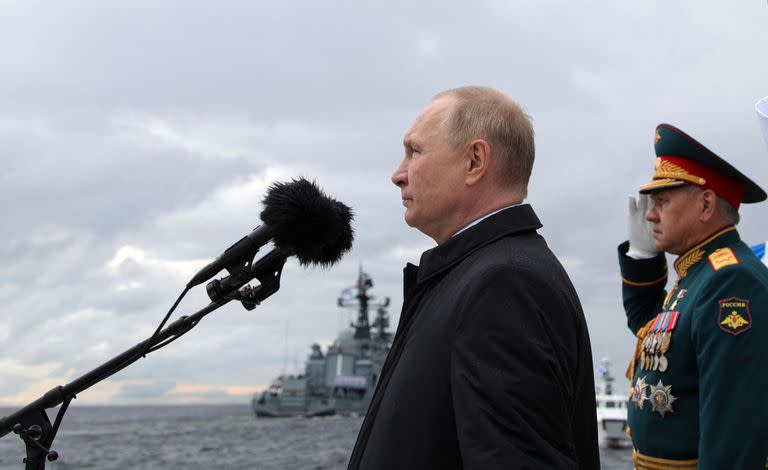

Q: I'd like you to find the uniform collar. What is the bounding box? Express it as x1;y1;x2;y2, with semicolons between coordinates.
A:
673;226;739;277
414;204;542;284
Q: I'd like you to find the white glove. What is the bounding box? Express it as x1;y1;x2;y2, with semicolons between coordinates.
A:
626;194;658;259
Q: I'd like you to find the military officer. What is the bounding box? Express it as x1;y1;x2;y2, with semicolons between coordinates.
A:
619;123;768;469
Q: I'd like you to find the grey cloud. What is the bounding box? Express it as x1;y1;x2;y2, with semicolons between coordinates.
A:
1;0;767;404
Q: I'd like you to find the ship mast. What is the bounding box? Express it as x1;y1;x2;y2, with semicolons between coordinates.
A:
337;266;390;340
597;357;614;395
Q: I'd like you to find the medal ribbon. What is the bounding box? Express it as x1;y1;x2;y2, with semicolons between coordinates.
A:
650;314;662;332
668;311;679;331
660;312;671;332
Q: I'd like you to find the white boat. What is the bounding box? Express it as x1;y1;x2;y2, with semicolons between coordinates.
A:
595;359;631;448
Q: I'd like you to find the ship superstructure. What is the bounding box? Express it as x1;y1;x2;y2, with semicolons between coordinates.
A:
252;269;391;417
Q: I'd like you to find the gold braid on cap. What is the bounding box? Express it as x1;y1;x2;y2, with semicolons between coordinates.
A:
653;159;706;186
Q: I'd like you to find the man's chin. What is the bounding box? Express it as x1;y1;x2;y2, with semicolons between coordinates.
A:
654;240;674;254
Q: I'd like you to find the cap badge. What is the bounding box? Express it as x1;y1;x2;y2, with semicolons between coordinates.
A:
654;159;706;186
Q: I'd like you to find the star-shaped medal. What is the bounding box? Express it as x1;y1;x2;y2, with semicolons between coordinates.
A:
633;376;649;410
650;379;677;417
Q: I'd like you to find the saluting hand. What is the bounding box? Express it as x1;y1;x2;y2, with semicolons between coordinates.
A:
626;194;658;259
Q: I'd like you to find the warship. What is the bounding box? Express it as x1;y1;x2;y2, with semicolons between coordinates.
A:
595;358;630;448
251;269;392;417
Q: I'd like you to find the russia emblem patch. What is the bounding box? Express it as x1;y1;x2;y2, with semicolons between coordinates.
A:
718;297;752;335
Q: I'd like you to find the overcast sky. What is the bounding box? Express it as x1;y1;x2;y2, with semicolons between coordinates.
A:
1;1;767;407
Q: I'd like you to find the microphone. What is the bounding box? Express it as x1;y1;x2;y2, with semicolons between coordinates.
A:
186;178;354;289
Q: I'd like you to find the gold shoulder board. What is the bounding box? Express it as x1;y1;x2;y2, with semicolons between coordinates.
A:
708;248;739;271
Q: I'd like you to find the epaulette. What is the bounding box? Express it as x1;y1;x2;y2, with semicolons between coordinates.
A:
708;248;739;271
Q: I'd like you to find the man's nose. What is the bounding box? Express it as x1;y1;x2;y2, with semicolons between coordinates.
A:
645;206;657;222
392;159;407;187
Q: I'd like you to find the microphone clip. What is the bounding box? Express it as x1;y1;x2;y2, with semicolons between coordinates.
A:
205;248;290;311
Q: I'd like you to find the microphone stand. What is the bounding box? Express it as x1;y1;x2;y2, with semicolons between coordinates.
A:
0;248;290;469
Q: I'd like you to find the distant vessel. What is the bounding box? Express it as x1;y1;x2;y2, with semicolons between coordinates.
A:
595;359;631;448
251;268;392;417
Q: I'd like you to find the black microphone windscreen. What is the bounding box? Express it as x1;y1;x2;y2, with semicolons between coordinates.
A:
260;178;354;267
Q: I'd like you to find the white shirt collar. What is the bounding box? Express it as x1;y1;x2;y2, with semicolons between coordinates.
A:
451;203;523;238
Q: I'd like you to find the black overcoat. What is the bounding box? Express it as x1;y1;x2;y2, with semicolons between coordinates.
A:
348;205;600;469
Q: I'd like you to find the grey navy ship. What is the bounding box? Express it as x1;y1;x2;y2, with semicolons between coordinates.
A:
251;268;392;417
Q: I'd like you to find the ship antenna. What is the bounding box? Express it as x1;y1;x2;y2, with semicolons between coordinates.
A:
337;265;390;341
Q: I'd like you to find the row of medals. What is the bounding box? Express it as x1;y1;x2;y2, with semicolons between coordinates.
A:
641;327;671;372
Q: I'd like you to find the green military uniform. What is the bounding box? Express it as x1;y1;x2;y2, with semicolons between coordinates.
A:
619;124;768;469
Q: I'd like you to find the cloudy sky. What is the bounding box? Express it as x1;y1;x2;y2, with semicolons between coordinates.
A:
1;1;767;407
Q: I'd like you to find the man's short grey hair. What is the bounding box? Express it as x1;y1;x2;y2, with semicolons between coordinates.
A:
683;185;740;225
433;86;535;196
717;196;740;225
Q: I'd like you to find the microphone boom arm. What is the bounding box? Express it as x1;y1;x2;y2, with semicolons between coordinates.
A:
0;249;291;469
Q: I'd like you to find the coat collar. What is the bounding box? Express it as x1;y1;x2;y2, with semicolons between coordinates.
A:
412;204;542;284
673;225;740;277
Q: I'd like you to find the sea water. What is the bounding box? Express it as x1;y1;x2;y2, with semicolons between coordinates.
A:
0;405;631;469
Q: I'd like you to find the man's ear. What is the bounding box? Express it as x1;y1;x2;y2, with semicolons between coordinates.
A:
699;189;717;222
465;139;491;185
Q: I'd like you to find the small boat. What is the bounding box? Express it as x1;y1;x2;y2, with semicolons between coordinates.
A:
595;359;631;448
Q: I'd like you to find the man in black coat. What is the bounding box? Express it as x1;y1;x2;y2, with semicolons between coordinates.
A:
347;87;600;469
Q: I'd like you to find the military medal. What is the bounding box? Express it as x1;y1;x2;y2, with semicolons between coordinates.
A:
649;380;677;417
644;347;651;370
661;312;679;372
642;311;680;373
643;333;652;359
654;314;663;371
643;315;661;370
661;330;677;353
632;376;649;410
658;354;668;372
668;289;687;310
